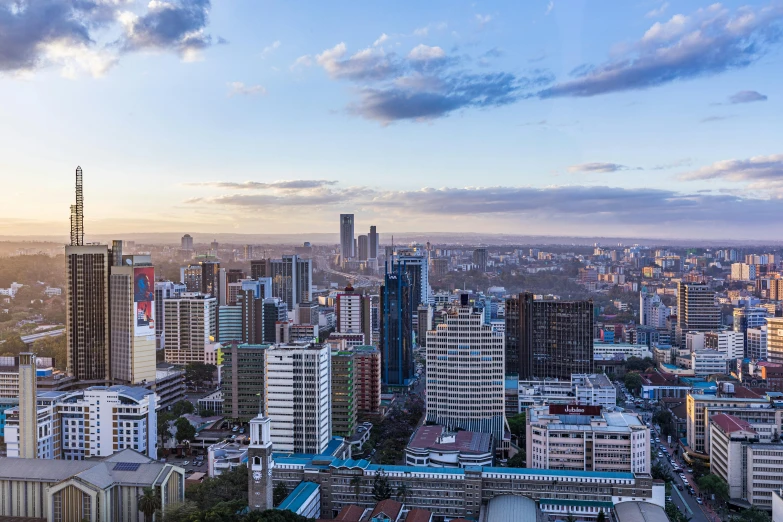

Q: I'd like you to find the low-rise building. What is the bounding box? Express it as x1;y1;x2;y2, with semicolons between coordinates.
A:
198;389;224;415
405;425;494;468
152;364;186;410
526;405;650;474
207;440;248;477
572;373;617;409
691;350;728;377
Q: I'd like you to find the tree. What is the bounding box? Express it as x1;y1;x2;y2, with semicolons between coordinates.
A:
507;452;526;468
372;468;393;501
698;474;729;502
691;459;706;480
170;400;195;417
185;362;217;389
597;510;606;522
174;417;196;444
653;409;676;438
507;412;526;440
32;334;67;370
185;465;248;510
138;487;161;522
735;506;772;522
0;334;25;356
396;483;409;503
624;372;643;395
273;481;289;507
626;357;655;372
651;462;672;482
158;413;173;443
350;475;362;503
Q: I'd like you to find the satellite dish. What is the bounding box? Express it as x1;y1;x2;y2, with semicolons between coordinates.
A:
126;259;132;266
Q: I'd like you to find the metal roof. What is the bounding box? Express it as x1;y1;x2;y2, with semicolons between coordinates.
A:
614;501;669;522
486;495;540;522
277;481;319;513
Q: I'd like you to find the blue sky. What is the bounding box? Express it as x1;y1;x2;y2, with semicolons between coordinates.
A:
1;0;782;239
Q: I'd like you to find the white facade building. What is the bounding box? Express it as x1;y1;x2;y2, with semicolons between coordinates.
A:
640;292;668;328
572;373;617;409
593;343;652;359
426;300;506;438
690;350;728;376
163;293;216;364
747;326;768;360
5;386;157;460
265;343;331;454
207;440;248;477
731;263;757;281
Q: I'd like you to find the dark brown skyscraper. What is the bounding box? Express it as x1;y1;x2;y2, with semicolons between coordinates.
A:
505;293;594;380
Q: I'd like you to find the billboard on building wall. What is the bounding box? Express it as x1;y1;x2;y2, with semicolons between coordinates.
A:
549;404;601;416
134;267;155;336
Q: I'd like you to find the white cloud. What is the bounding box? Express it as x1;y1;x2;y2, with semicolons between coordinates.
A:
645;2;669;18
43;40;118;79
545;1;554;16
290;54;314;70
407;44;446;61
373;33;389;47
475;14;492;28
261;40;281;58
413;22;447;37
227;82;267;97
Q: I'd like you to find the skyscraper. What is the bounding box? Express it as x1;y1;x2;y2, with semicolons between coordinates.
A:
395;253;430;310
181;234;194;251
336;286;372;344
331;350;356;437
380;263;414;389
154;281;187;349
182;263;202;292
369;226;379;260
426;295;506;438
201;260;221;296
677;282;720;345
505;293;594;380
18;353;37;460
268;255;312;309
340;214;355;260
65;167;110;383
109;254;157;385
358;235;369;261
472;248;488;272
163;294;216;364
250;259;268;280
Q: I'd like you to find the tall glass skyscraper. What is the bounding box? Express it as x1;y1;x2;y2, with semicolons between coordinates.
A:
340;214;355;260
380;263;414;389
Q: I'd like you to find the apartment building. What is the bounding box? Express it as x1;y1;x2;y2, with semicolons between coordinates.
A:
526;405;650;474
331;350;356;438
354;345;381;414
163;293;216;364
572;373;617;409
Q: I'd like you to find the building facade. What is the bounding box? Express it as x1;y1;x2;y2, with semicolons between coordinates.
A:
331;350;356;437
163;294;216;365
340;214;355;260
354;346;381;414
380;264;414;389
222;343;268;421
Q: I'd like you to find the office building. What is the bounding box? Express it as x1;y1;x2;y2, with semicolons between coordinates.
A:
358;235;369;261
153;365;186;410
526;405;650;474
181;233;194;251
66;244;110;383
690;350;728;376
640;291;668;329
505;293;594;380
222;343;268;421
207;440;248;477
572;373;617;409
109;254;157;385
768;318;783;366
734;307;769;337
296;300;319;326
250;258;267;280
265;343;331;454
677;282;720;342
473;247;488;272
201;260;221;296
380;263;414;389
426;296;506;438
5;386;157;460
163;293;217;364
155;281;187;349
396;254;430;310
340;214;355;260
218;304;243;343
710;413;783;510
0;451;184;521
731;262;757;281
747;325;768;360
686;393;783;456
406;425;494;468
267;255;312;309
18;353;37;460
331;350;356;437
182;263;202;292
431;257;448;277
335;286;371;343
369;225;378;259
354;345;381;414
704;331;744;360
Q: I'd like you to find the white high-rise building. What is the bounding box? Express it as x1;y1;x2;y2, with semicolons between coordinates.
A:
706;331;745;360
747;325;768;360
731;263;757;281
163;293;217;365
265;343;331;454
5;385;157;460
155;281;187;350
639;291;668;328
425;296;506;438
768;318;783;366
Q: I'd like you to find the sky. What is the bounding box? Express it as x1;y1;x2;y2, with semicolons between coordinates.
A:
0;0;782;240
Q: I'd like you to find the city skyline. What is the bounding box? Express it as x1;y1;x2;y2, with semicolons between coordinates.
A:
1;1;781;239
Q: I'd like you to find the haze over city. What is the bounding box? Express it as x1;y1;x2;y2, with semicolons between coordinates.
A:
1;1;781;239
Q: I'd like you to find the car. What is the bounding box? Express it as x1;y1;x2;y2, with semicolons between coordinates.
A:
657;452;663;457
232;426;239;432
686;468;693;473
239;428;245;434
689;488;696;495
682;479;689;486
696;498;703;504
677;485;683;491
182;461;189;466
665;496;672;502
231;434;237;439
186;469;194;474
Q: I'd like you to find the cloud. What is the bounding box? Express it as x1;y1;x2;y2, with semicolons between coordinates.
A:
681;154;783;185
729;90;768;104
306;40;552;123
545;1;554;16
539;4;783;98
568;162;633;173
227;82;267;97
413;22;447;37
190;180;338;190
699;115;734;123
373;33;389;47
120;0;213;60
475;14;492;28
650;158;691;170
646;2;669;18
261;40;281;58
290;54;313;70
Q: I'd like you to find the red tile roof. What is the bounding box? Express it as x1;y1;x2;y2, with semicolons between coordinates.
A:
404;509;433;522
371;499;403;520
333;504;365;521
732;385;762;399
711;413;756;435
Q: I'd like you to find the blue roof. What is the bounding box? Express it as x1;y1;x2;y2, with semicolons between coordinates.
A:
323;437;344;456
662;364;678;370
331;459;370;469
277;481;319;513
482;467;635;479
505;378;519;390
367;464;465;474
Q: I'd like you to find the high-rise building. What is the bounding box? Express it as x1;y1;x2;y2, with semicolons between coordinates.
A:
331;350;356;437
201;260;221;296
163;294;217;364
18;353;37;460
431;258;448;277
182;263;202;292
218;305;243;343
340;214;355;260
66;243;110;383
223;343;268;421
109;254;157;385
677;282;720;336
380;264;414;389
358;235;369;261
250;259;268;280
426;295;506;438
369;226;379;260
747;325;767;360
472;248;488;272
265;343;331;454
354;345;381;414
505;293;594;380
268;255;312;309
244;244;254;261
731;263;757;281
395;254;430;310
767;318;783;366
154;281;187;349
640;291;668;328
181;234;194;251
335;286;371;344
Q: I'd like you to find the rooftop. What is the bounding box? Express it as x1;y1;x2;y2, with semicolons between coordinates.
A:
408;425;493;454
711;413;756;435
371;498;403;520
277;481;320;513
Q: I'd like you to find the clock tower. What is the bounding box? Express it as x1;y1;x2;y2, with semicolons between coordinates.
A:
248;413;274;511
